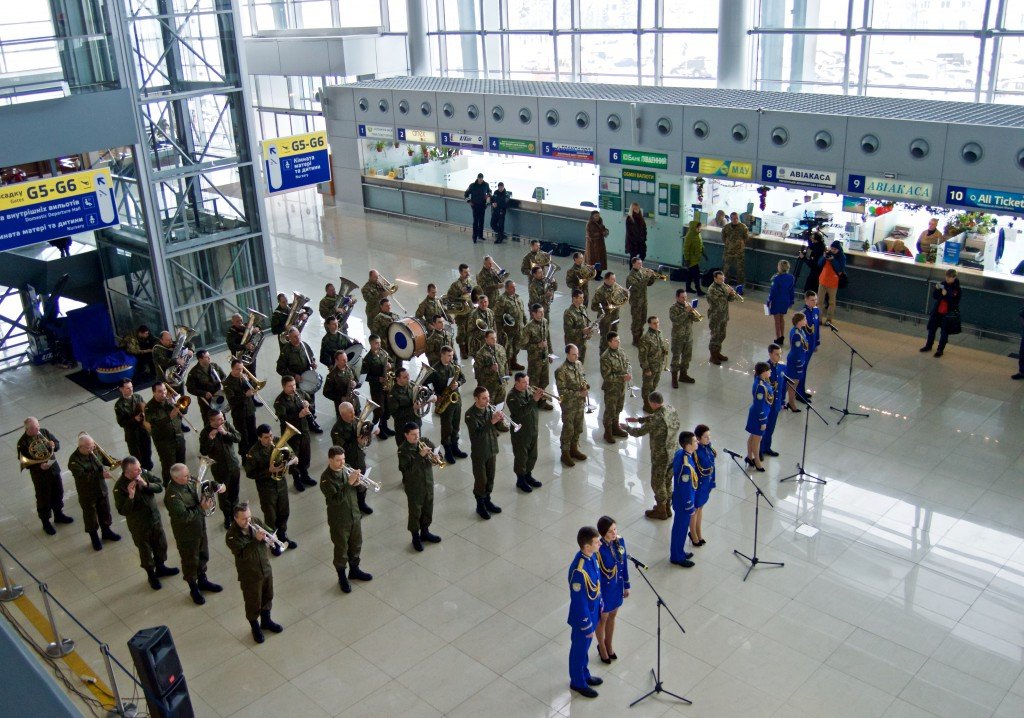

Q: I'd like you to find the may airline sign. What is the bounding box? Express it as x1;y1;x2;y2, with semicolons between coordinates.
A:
0;168;119;252
262;131;332;193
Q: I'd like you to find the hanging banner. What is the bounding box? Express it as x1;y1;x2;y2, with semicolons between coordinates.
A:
609;148;668;170
685;155;753;180
542;142;595;162
488;137;537;155
0;168;119;252
262;130;331;193
399;128;437;144
357;124;394;140
440;131;484;149
847;174;933;202
761;164;837;189
945;185;1024;213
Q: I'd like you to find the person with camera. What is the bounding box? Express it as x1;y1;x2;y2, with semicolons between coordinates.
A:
920;269;962;358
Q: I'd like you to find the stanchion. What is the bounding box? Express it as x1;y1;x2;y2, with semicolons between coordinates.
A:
101;644;138;718
39;583;75;658
0;558;24;601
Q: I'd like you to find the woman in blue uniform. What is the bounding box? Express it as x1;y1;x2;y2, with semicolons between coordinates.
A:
785;312;809;410
670;431;698;567
594;515;630;664
745;362;772;472
767;259;796;346
690;424;716;546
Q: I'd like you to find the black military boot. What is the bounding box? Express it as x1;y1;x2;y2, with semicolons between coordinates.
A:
452;442;468;459
357;492;373;515
420;528;441;544
89;531;103;551
336;566;351;593
526;473;543;488
348;560;373;582
41;518;56;535
54;512;74;524
475;497;491;520
484;495;502;514
197;574;222;593
411;531;424;552
309;419;324;434
249;619;265;643
515;474;533;493
101;526;121;542
259;610;283;633
155;563;179;577
300;473;317;487
146;569;162;590
291;469;305;493
188;580;206;605
279;532;298;550
444;443;456;464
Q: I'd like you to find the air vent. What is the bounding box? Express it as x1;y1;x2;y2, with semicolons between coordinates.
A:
357;97;369;112
656;118;672;136
909;138;929;159
607;114;621;131
771;127;789;146
519;107;532;124
467;104;479;119
378;99;389;113
398;99;409;114
420;101;432;117
442;102;454;118
814;131;832;150
692;120;709;139
546;109;559;127
861;134;879;154
731;124;748;142
961;142;983;164
1017;149;1024;170
492;105;504;122
576;111;590;129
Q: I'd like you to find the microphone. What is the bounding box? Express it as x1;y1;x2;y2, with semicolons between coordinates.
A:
722;448;744;459
825;320;839;333
627;554;649;571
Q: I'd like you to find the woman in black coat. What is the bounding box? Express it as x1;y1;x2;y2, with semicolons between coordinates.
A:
800;230;826;293
624;203;647;260
920;268;961;358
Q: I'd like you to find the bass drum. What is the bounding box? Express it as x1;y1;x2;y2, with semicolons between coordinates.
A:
388;318;428;360
299;369;323;394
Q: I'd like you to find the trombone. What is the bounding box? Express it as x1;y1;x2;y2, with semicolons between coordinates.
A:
529;385;562;404
378;274;407;313
165;386;199;432
240;365;276;422
78;432;121;469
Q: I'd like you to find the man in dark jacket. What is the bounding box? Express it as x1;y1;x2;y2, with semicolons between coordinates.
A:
920;268;961;358
490;182;510;242
464;173;491;243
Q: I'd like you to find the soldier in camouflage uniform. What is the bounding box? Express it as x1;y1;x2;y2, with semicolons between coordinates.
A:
477;256;505;308
524;304;554;411
565;252;593;308
506;372;545;493
591;272;626;354
721;212;749;287
165;463;224;605
447;263;476;359
319;315;357;366
624;391;680;520
114;457;178;590
520;239;544;277
318;282;339;320
669;288;700;386
223;359;258;457
274;376;316;489
320;447;373;593
707;270;738;364
424;314;456;367
563;289;592;364
243;425;295;550
416;283;445;325
331;403;373;515
276;327;323;432
467;294;495;360
67;434;120;551
493;280;526;370
361;335;394;437
388;368;422;446
528;266;553;342
555;344;590;467
638;316;669;413
473;330;509;405
430;346;468;463
370;298;403;371
465;387;504;520
226;503;283;644
398;424;442;551
599;332;632;444
626;257;658;346
361;270;385;326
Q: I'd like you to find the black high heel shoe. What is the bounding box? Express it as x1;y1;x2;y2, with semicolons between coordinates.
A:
753;462;766;473
744;457;754;467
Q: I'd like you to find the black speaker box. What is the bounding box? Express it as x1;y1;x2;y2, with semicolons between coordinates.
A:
128;626;194;718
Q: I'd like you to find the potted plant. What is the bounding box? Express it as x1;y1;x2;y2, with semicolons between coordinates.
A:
374;141;385;153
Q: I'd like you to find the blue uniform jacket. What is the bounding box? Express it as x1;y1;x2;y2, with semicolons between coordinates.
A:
768;361;786;412
786;327;809;374
803;305;821;354
767;273;796;315
695;443;717;492
671;449;697;514
751;378;771;423
596;538;631;611
567;550;602;632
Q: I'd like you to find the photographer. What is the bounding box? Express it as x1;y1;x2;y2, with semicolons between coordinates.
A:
920;269;961;358
799;230;826;293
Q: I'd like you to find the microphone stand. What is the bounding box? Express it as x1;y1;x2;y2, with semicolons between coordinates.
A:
627;554;692;708
724;449;785;582
825;321;872;424
780;380;829;485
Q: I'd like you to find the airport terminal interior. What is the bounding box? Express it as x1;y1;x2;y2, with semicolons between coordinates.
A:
1;1;1024;717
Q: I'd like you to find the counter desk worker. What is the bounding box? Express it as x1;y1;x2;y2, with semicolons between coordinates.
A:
567;526;604;699
594;516;630;665
464;173;491;243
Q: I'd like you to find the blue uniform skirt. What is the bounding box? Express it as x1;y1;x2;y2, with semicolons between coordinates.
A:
745;405;764;436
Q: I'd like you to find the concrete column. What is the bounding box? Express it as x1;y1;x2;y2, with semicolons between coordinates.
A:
717;0;752;90
456;0;480;76
406;0;430;75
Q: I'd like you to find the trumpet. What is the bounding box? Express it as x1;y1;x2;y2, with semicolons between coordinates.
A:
529;385;562;404
687;299;704;322
343;464;382;492
418;441;448;468
729;285;745;302
643;266;670;282
491;404;521;433
247;520;288;552
165;386;198;432
378;274;407;313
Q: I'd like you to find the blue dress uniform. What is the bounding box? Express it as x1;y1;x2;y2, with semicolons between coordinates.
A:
801;304;821;396
761;360;786;455
786;326;809;394
745;378;772;436
596;538;630;613
694;443;717;508
567;550;602;689
670;449;697;562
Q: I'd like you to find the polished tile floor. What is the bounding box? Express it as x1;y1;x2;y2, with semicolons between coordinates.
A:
1;189;1023;717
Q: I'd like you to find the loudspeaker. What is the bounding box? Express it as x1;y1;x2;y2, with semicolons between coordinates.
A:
128;626;194;718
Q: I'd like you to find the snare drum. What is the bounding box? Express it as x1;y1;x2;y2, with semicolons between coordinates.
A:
388;318;428;360
299;369;323;394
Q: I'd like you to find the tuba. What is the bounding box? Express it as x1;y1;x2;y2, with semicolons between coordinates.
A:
410;365;435;417
194;455;220;517
434;365;462;415
269;423;300;476
19;434;55;471
334;276;360;324
356;399;380;444
440;295;473;317
164;325;197;385
236;309;268;365
279;292;311;343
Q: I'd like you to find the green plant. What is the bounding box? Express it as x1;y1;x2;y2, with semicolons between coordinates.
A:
944;211;997;237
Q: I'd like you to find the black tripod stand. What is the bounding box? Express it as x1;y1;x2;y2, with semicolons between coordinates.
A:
780;380;829;485
826;321;872;424
628;555;692;708
724;449;785;581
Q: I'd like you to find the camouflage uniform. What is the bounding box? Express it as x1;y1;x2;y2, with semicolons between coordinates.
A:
319;329;357;366
446;276;476;357
669;301;699;377
323;364;361;415
425;325;457;368
464;404;499;498
243;441;290;539
528;277;552;336
185;361;226;425
318;293;338;320
523;318;551;390
706;282;736;356
521;249;545;277
198;421;242;520
430;361;464;449
466;305;495;359
721;221;749;286
565;264;591;307
493;291;526;364
416;295;445;324
555;359;588;455
370;310;403;368
638;327;669;408
320;466;362;571
506;387;540;478
624;404;680;508
626;268;657;344
476;266;504;308
563;304;591;364
473;342;509;405
113;470;168;571
591;282;625;354
600;346;630;436
361;280;385;325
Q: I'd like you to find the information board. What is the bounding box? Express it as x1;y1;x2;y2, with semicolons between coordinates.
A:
945;185;1024;213
262;131;332;193
0;168;119;252
685;155;753;180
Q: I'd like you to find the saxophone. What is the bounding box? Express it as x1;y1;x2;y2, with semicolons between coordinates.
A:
434;365;462;415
